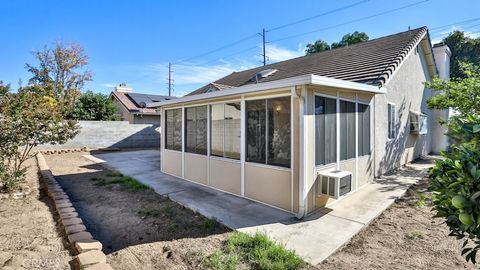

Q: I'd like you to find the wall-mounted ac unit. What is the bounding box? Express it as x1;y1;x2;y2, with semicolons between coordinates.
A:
410;111;428;135
317;170;352;199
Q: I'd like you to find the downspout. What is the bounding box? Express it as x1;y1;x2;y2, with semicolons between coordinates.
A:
294;85;307;219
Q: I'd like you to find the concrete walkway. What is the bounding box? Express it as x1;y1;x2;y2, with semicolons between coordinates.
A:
87;149;433;265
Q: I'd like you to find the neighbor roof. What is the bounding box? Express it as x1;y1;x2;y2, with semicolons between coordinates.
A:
112;91;176;114
188;27;430;96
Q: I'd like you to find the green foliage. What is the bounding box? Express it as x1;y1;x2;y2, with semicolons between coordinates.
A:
0;87;79;192
429;105;480;263
90;173;150;191
204;251;240;270
69;91;119;120
305;40;330;55
305;31;369;55
331;31;369;49
26;42;92;105
443;31;480;79
426;62;480;115
205;232;303;270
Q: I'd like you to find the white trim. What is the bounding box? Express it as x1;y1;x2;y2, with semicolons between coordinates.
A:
181;106;185;179
150;74;385;108
207;104;211;185
240;97;246;197
336;91;341;171
209;155;241;164
290;89;294;212
355;94;359;190
243;92;292;101
244;162;291;172
163;149;182;154
297;85;307;218
182;98;242;108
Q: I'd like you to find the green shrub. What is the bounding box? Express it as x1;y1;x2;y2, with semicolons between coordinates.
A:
205;232;303;270
429;115;480;263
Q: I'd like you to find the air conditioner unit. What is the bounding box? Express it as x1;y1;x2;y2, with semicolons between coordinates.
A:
317;170;352;199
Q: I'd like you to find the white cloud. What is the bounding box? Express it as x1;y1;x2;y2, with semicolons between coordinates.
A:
431;25;480;44
264;44;303;62
101;83;116;88
145;44;303;96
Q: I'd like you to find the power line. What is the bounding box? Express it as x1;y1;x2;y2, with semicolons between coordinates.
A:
269;0;430;43
268;0;370;32
172;33;258;65
429;17;480;32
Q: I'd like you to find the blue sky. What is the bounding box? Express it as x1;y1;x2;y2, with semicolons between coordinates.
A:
1;0;479;96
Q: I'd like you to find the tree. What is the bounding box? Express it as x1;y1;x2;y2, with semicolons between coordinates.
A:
0;85;79;192
69;91;119;121
428;63;480;264
331;31;369;49
25;42;93;105
443;31;480;78
426;62;480;116
305;31;369;55
305;40;330;55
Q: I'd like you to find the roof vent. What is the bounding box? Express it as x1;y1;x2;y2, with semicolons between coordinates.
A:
253;69;277;83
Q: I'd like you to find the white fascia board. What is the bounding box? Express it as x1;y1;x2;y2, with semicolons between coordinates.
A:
149;74;384;107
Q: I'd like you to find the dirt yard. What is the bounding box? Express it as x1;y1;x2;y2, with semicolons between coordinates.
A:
318;176;476;270
42;151;477;270
0;158;73;270
46;151;231;270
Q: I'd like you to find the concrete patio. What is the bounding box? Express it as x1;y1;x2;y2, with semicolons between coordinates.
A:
86;149;433;265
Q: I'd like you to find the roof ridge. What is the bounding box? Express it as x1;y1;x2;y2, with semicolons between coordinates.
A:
373;27;428;86
212;26;429;85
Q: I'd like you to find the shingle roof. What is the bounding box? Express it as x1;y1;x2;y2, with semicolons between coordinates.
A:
187;27;429;96
112;91;175;114
186;82;234;96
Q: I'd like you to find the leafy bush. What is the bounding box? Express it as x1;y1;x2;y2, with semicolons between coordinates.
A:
68;91;119;121
429;114;480;263
0;86;78;192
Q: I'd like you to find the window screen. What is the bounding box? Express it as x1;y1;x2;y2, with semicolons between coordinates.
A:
315;96;337;165
246;97;291;168
340;100;356;161
210;102;241;159
358;104;370;156
165;108;182;151
185;106;207;155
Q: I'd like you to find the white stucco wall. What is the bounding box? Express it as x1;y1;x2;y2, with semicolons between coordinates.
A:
374;44;434;176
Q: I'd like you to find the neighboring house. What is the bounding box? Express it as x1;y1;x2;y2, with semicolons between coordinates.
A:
150;27;450;218
110;83;175;125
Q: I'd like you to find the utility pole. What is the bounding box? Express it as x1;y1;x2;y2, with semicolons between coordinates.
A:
168;62;172;96
260;28;267;66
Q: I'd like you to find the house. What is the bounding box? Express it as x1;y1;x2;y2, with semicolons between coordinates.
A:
110;83;175;125
149;27;450;218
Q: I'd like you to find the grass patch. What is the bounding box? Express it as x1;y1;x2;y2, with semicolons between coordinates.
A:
90;173;150;191
204;232;303;270
106;171;124;177
138;206;176;218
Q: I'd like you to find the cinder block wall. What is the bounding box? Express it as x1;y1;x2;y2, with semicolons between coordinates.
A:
37;121;160;149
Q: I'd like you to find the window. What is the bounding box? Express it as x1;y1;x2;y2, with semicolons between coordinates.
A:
410;112;428;135
388;103;396;139
315;96;337;165
358;104;370;156
246;97;291;168
340;100;356;160
185;106;207;155
165;108;182;151
211;102;241;159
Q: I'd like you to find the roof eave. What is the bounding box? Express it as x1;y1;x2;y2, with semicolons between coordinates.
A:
149;74;385;107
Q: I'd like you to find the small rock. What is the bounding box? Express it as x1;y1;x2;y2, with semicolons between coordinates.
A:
75;240;103;253
0;251;12;267
76;250;106;267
